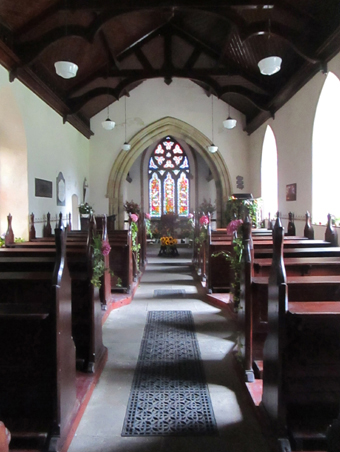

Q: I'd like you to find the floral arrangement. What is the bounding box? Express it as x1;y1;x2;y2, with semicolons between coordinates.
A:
199;215;209;226
160;236;177;247
199;198;216;215
225;196;260;227
124;200;140;214
130;213;141;271
91;234;121;288
195;215;209;251
79;202;93;215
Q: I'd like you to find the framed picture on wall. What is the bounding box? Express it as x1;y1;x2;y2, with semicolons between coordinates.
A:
35;178;52;198
286;183;297;201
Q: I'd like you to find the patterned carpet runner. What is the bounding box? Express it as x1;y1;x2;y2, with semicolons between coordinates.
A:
121;310;217;436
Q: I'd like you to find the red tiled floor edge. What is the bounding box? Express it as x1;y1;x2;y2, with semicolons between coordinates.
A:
102;269;144;325
206;292;238;319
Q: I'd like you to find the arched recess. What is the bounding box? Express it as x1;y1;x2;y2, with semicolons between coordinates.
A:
0;85;29;239
107;116;232;228
261;125;278;222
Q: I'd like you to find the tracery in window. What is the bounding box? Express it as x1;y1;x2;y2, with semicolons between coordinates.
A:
148;136;190;217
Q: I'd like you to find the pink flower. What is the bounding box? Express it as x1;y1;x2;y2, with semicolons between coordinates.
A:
145;213;151;220
130;213;139;223
199;215;209;226
101;240;111;256
226;219;243;235
188;213;194;219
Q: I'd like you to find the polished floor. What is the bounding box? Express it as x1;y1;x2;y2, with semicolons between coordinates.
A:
67;244;270;452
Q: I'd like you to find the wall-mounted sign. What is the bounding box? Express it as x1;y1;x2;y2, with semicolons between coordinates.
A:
35;178;52;198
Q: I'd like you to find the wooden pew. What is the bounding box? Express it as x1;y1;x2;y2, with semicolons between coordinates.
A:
238;217;340;383
261;225;340;451
206;228;233;293
107;229;133;293
2;216;106;373
0;227;77;451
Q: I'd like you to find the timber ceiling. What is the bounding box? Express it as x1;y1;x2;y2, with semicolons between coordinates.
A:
0;1;340;138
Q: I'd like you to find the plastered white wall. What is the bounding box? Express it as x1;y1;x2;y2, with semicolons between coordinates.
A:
0;65;90;236
249;53;340;237
89;78;249;215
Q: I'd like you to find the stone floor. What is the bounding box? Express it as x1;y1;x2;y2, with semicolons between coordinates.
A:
67;244;271;452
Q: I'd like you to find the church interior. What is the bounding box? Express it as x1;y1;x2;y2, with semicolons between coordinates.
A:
1;1;340;451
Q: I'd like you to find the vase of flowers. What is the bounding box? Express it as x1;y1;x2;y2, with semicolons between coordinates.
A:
79;202;93;217
159;236;178;256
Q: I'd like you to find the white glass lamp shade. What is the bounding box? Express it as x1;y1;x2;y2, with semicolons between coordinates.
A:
208;145;218;154
102;118;115;130
122;142;131;151
54;61;78;79
258;56;282;76
223;117;237;129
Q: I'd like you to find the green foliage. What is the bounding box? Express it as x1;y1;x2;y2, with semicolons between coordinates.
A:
225;196;260;227
131;221;141;271
145;218;153;238
79;202;93;214
90;234;120;288
212;235;244;308
195;225;208;252
0;236;25;247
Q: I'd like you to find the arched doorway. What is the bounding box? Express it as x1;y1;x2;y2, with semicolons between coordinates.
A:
107;117;232;228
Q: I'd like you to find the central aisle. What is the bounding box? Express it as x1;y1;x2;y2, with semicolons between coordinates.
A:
68;245;270;452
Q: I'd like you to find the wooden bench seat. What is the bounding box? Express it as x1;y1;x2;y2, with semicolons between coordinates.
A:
0;227;77;451
254;225;340;451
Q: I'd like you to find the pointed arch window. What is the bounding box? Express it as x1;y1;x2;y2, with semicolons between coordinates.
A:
261;125;278;221
312;72;340;224
148;136;190;217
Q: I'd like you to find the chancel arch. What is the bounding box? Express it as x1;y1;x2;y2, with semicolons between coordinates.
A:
107;116;232;228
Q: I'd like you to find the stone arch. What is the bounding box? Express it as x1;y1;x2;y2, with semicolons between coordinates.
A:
107;116;232;228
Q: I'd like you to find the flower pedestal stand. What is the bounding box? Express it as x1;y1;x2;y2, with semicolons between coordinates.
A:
158;245;179;257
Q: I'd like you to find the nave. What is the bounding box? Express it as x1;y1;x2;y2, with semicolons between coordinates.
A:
68;244;270;452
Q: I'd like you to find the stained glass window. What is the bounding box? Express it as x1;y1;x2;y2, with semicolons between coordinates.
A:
148;136;190;217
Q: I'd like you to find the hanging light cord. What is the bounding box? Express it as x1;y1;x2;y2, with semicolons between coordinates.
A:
211;96;214;143
125;96;127;142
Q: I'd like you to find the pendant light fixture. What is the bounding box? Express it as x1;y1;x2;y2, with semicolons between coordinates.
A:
258;19;282;76
122;96;131;151
223;102;237;130
207;95;218;154
102;84;115;130
54;0;78;79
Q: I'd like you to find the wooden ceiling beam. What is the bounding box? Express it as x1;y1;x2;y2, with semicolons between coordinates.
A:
134;48;154;72
15;1;63;38
67;87;118;114
67;70;269;113
242;25;321;65
183;47;202;70
99;30;121;72
61;0;275;10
